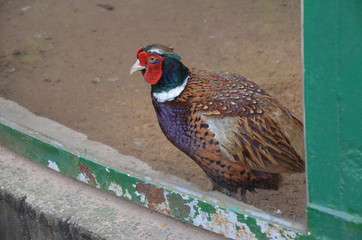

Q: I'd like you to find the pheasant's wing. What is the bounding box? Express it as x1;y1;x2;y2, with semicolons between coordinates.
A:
184;104;281;191
179;69;305;173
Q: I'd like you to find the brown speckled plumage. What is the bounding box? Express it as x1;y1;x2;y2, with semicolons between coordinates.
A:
177;69;266;117
171;68;304;200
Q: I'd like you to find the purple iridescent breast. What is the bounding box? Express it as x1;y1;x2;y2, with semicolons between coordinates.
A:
152;98;194;155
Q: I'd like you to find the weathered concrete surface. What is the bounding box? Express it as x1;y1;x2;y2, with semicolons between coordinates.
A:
0;145;226;240
0;96;230;239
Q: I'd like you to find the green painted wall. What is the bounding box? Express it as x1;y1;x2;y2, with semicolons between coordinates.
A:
304;0;362;239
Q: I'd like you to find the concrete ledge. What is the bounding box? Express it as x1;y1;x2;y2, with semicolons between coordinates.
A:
1;191;101;240
0;146;225;240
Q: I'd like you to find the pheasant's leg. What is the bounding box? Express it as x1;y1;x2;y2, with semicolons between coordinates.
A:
207;170;281;202
208;177;248;202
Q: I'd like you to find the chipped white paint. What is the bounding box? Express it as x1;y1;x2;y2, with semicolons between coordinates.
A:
108;182;123;197
77;172;101;188
105;168;110;173
47;160;60;172
134;190;146;205
181;194;190;201
153;76;188;102
77;172;90;184
191;205;257;240
157;201;169;214
187;199;199;219
124;189;132;200
256;219;297;240
108;183;133;200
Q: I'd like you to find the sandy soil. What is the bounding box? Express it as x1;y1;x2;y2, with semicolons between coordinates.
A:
0;0;305;222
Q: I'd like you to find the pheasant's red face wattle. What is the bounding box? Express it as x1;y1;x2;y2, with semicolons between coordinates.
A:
137;51;165;85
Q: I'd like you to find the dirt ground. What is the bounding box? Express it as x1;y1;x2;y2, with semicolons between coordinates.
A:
0;0;305;222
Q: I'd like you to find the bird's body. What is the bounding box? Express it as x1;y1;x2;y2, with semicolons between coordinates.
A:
130;44;304;201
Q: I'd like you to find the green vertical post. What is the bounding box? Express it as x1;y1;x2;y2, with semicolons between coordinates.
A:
304;0;362;239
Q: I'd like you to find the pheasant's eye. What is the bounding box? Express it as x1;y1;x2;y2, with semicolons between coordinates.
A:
148;56;157;64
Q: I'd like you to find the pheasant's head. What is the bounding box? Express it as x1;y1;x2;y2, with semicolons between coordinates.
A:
130;44;181;85
130;44;189;102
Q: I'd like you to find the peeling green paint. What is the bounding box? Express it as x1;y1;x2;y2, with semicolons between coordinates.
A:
0;118;308;239
167;192;191;219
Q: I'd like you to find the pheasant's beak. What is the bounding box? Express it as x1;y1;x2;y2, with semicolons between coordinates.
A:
130;59;146;75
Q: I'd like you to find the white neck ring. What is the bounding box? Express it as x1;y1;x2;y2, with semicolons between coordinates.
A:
153;76;189;102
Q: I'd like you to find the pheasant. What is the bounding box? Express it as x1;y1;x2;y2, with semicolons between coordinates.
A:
130;44;305;201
